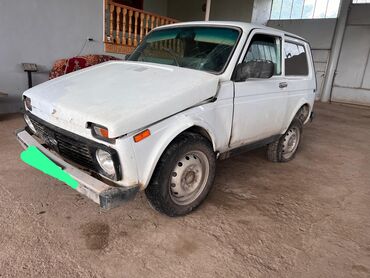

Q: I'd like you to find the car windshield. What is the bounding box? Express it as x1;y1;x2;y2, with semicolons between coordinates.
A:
128;26;240;74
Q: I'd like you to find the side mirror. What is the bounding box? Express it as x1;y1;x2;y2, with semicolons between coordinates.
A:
234;60;274;82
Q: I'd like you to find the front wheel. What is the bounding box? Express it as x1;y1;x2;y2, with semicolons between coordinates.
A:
267;118;303;162
145;132;216;217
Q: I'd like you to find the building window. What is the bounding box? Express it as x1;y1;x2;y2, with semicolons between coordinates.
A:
270;0;341;19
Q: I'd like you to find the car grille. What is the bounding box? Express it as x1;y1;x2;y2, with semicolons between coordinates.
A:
29;117;96;170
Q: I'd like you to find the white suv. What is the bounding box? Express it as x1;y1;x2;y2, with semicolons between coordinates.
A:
17;22;315;216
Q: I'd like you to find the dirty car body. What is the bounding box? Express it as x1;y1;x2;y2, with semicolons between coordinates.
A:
17;22;316;215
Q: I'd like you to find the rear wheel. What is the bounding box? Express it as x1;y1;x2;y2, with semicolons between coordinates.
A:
145;132;216;217
267;118;303;162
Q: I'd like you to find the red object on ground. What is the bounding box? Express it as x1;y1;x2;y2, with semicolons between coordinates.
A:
49;55;121;80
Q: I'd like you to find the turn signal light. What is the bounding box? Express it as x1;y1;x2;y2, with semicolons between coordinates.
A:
134;129;151;143
93;126;109;138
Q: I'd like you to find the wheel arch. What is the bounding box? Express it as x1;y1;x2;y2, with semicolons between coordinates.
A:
284;101;312;132
136;119;217;189
296;103;310;122
182;125;216;150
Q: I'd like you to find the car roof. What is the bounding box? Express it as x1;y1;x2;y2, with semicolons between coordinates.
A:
155;21;307;43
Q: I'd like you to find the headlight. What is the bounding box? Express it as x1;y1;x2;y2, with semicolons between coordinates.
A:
96;149;115;177
24;114;37;134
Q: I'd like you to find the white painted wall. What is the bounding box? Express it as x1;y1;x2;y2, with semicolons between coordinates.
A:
331;4;370;106
0;0;109;114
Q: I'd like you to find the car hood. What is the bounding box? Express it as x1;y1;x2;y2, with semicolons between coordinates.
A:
24;61;220;138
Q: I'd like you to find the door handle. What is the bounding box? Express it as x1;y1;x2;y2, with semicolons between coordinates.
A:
279;82;288;89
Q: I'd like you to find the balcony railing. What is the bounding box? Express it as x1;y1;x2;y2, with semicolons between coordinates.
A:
104;0;179;54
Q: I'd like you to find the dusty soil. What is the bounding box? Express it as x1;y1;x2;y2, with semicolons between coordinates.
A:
0;102;369;278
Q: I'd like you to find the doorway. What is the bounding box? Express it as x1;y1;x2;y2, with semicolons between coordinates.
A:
112;0;143;9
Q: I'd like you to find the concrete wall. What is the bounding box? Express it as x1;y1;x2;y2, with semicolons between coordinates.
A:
0;0;107;114
331;4;370;106
167;0;254;23
267;19;337;49
167;0;205;22
210;0;254;21
252;0;272;25
144;0;168;17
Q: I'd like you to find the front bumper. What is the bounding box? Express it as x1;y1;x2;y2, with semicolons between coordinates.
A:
16;129;139;210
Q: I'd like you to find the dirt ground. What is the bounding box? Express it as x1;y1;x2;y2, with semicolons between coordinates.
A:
0;102;369;278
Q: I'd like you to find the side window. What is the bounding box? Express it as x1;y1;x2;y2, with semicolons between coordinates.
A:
284;42;309;76
244;34;281;75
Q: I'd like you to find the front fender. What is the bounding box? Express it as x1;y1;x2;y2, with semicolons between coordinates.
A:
129;93;233;189
130;114;206;189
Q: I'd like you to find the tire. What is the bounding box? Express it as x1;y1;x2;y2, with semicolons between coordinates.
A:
267;118;303;162
145;132;216;217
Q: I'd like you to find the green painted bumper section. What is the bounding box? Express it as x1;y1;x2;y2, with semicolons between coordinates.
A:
20;146;79;190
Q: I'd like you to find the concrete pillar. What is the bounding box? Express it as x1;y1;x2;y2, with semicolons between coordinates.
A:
321;0;351;102
205;0;211;21
251;0;273;25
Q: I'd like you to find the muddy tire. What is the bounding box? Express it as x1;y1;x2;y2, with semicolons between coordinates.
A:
145;132;216;217
267;118;303;162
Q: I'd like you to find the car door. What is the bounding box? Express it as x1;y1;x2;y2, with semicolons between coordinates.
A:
230;30;288;148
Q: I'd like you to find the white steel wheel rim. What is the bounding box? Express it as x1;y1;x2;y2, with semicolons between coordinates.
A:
169;151;210;206
282;127;300;160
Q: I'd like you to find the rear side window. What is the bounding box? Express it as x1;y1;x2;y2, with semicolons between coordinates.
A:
284;42;309;76
244;34;282;75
